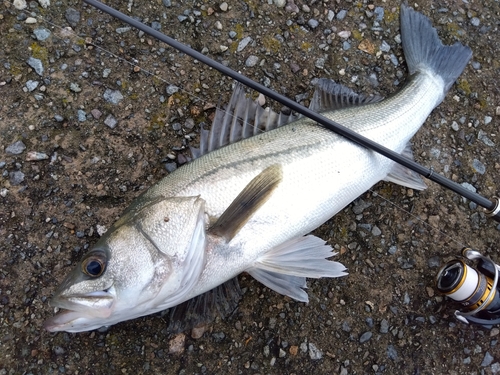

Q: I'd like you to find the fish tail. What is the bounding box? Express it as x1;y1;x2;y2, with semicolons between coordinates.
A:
400;4;472;92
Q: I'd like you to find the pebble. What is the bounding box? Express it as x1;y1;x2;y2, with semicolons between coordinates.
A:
470;17;480;27
116;27;131;34
65;8;81;27
427;256;440;268
104;114;118;129
168;333;185;354
162;0;171;7
273;0;286;8
10;171;25;186
359;331;372;343
103;89;124;104
484;115;492;125
387;345;398;361
177;15;188;23
337;10;347;20
25;17;37;24
91;109;102;119
285;1;299;13
13;0;27;9
308;343;323;360
342;41;351;51
33;28;51;41
151;21;161;31
481;352;494;367
77;110;86;122
27;57;44;76
478;130;495;146
70;82;81;93
380;319;389;334
38;0;50;8
451;121;459;131
220;2;228;12
315;58;325;69
307;19;319;29
54;114;64;122
166;85;179;95
472;159;486;174
6;141;26;155
26;80;39;92
374;7;384;21
380;40;390;52
26;151;48;161
237;37;252;52
245;55;259;67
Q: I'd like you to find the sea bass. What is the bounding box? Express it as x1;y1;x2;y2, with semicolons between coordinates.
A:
45;5;471;333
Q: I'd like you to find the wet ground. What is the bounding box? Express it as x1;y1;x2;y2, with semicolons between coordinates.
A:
1;0;500;374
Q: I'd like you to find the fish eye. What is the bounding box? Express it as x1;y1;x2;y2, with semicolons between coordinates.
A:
82;253;107;277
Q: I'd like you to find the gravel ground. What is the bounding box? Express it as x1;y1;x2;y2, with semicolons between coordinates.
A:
1;0;500;374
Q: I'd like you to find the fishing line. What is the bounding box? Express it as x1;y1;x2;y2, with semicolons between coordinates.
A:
0;0;483;246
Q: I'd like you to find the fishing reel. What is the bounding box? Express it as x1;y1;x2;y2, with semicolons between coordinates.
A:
435;248;500;326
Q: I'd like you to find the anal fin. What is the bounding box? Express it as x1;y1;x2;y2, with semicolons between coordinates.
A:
384;142;427;190
246;235;347;303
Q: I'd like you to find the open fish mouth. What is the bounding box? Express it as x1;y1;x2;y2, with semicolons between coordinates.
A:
44;291;115;332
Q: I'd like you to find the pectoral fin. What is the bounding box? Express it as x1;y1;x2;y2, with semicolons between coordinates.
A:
246;235;347;302
209;164;283;241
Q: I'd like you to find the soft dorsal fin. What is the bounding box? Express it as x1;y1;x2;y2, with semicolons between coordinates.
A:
191;84;298;159
209;164;283;241
308;78;383;114
166;277;242;333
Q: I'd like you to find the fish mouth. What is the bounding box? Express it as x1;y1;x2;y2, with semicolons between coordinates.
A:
44;291;115;332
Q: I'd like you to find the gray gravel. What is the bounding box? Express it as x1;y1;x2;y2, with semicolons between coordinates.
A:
1;1;500;374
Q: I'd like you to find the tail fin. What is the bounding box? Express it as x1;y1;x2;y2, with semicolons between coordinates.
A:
400;4;472;92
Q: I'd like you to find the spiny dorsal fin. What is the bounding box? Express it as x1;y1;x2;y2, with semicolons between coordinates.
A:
209;164;283;241
166;277;242;333
191;84;298;159
308;78;383;114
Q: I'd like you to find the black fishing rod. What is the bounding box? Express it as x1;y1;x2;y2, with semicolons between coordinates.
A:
83;0;500;222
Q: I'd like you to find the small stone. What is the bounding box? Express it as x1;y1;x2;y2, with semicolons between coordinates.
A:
77;110;86;122
327;10;335;21
359;331;372;343
151;21;161;31
70;82;81;93
91;109;102;119
165;163;177;173
273;0;286;8
103;89;123;104
380;40;390;52
237;36;252;52
315;58;325;69
26;151;48;161
162;0;171;7
371;226;381;236
38;0;50;8
484;116;492;125
6;141;26;155
451;121;459;131
337;9;347;20
54;115;64;122
470;17;480;27
25;17;37;24
53;346;66;356
115;27;131;34
13;0;27;9
308;343;323;360
472;159;486;174
166;84;179;95
26;80;39;92
102;68;111;78
380;319;389;334
177;15;188;23
33;28;51;41
104;114;118;129
27;57;44;76
245;55;259;67
168;334;185;354
307;19;319;29
338;30;351;39
65;7;81;27
191;325;206;339
10;171;25;186
427;256;440;268
481;352;494;367
358;39;376;55
220;2;228;11
387;345;398;361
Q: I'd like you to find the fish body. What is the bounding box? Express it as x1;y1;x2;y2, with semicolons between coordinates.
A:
45;5;472;333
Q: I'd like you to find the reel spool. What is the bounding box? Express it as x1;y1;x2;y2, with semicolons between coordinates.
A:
435;248;500;326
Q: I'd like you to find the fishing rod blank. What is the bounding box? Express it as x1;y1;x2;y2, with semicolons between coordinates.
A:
83;0;500;222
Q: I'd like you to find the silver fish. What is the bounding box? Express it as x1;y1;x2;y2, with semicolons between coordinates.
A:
44;4;471;333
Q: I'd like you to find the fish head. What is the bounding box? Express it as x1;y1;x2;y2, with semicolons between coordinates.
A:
44;196;208;332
